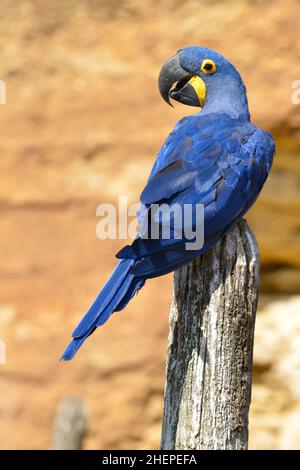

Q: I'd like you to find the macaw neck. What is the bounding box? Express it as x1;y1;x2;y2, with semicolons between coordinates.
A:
200;75;250;120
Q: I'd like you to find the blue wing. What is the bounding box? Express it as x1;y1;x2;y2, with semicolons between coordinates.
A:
117;112;274;276
62;112;274;360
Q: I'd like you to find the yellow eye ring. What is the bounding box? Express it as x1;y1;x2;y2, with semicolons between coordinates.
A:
201;59;217;75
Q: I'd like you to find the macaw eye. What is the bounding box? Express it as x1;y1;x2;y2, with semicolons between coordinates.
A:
201;59;217;75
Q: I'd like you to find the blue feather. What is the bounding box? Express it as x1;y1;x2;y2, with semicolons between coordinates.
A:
61;259;146;360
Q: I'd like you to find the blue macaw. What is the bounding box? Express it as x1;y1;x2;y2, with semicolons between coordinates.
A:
62;46;275;360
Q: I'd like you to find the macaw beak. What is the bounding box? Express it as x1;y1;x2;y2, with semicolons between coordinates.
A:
158;53;206;108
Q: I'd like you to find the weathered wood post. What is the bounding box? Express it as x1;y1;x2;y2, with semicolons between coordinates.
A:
52;396;88;450
161;219;259;450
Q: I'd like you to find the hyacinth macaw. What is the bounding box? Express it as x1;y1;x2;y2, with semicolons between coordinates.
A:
62;46;275;360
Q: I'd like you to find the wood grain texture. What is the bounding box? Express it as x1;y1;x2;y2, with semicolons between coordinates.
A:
161;219;259;450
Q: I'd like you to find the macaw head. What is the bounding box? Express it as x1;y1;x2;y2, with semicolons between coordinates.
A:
158;46;247;114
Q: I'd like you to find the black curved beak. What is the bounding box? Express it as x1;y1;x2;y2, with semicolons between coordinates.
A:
158;53;204;107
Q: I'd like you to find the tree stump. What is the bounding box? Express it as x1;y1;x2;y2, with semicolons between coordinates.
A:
161;219;259;450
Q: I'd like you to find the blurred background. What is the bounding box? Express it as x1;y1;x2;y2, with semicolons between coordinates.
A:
0;0;299;450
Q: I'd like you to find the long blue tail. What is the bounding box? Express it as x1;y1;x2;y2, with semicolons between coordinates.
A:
61;259;145;360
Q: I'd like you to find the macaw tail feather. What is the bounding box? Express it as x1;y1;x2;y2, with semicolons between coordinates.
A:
61;259;145;361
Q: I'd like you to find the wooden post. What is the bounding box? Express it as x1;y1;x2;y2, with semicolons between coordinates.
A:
52;396;88;450
161;219;259;450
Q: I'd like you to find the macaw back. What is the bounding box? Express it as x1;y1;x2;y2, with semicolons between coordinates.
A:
117;112;274;277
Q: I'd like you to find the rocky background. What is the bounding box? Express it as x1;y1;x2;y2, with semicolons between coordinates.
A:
0;0;299;449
